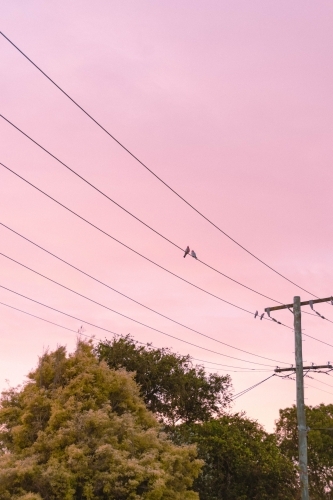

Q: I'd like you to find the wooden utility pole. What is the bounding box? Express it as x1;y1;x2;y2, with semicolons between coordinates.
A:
293;296;309;500
265;295;333;500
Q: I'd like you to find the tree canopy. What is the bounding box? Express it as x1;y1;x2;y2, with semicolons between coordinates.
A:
95;335;232;426
0;341;202;500
175;413;297;500
276;404;333;499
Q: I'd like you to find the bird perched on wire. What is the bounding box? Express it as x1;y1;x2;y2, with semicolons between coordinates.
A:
184;246;190;258
254;311;258;319
191;250;197;259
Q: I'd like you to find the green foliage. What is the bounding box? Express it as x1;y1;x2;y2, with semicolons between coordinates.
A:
276;404;333;499
174;413;297;500
0;342;202;500
95;335;232;426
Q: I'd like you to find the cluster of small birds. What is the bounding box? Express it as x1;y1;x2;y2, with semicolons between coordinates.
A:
255;309;282;324
184;246;197;259
254;311;265;320
182;246;286;327
183;246;284;326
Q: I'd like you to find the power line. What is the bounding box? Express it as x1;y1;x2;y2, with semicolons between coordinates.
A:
0;31;319;298
0;300;270;375
231;374;275;400
197;366;270;373
1;160;287;325
302;332;333;349
0;300;79;334
0;114;282;305
212;369;272;373
0;221;294;366
278;374;333;397
202;365;272;373
0;284;280;367
305;383;333;397
191;357;273;371
306;375;333;390
10;217;331;353
11;160;333;356
0;251;289;366
0;296;269;372
303;309;333;325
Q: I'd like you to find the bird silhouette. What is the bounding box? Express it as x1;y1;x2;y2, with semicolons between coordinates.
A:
184;246;190;258
191;250;197;259
254;311;258;319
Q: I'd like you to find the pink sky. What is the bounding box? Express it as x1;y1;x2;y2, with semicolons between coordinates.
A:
1;1;333;431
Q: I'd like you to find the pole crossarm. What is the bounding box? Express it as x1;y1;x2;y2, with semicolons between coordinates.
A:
275;364;332;373
266;296;333;313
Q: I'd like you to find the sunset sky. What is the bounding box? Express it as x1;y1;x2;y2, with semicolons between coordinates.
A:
1;1;333;431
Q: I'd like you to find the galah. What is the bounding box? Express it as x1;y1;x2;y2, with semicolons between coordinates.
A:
254;311;258;319
191;250;197;259
184;246;190;258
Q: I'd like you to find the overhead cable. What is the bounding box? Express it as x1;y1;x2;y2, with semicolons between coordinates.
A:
0;300;79;334
0;252;289;365
0;31;319;298
0;114;281;305
0;300;271;374
302;332;333;349
231;374;275;400
190;357;270;370
0;295;269;372
304;383;333;397
0;221;295;363
277;374;333;397
306;375;333;390
0;284;280;367
0;161;289;326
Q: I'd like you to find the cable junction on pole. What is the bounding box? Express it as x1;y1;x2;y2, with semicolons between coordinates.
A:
275;364;333;373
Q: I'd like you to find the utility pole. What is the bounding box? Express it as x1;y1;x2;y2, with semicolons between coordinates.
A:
293;296;309;500
265;295;333;500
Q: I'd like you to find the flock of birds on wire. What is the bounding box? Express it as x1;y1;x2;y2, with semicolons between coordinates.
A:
183;246;197;259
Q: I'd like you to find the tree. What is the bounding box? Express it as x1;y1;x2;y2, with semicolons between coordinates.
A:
173;413;297;500
95;335;232;426
0;341;202;500
276;404;333;499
